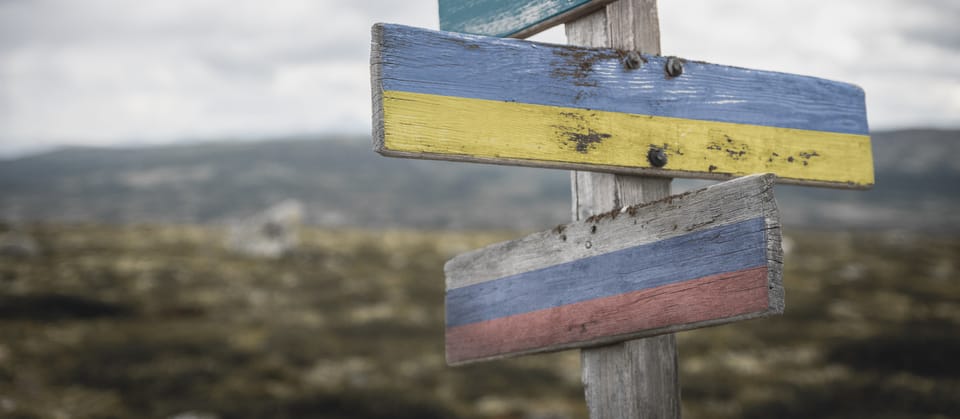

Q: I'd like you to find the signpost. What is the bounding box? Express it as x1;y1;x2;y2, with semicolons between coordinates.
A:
372;24;874;189
370;0;873;417
445;173;783;365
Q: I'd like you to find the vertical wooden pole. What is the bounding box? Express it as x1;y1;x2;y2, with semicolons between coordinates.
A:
566;1;681;418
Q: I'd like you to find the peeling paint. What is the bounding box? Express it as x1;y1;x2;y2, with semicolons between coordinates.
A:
725;148;748;160
555;111;611;153
707;132;751;161
570;130;610;152
550;46;619;88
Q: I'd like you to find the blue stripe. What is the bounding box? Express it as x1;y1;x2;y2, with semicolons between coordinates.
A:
439;0;588;37
378;24;868;135
446;217;767;328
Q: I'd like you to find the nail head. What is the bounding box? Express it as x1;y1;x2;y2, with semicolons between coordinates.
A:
648;147;668;167
665;57;683;78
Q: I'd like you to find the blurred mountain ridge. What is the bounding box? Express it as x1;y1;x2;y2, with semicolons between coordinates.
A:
0;129;957;232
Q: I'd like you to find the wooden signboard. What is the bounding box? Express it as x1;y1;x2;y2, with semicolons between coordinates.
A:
444;173;783;365
439;0;618;38
371;24;874;189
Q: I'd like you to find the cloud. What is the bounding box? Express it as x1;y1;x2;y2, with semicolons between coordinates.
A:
0;0;438;154
0;0;957;156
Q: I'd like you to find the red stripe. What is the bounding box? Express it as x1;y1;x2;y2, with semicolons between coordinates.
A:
446;266;770;364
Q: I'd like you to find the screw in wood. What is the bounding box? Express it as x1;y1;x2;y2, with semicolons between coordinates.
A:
648;147;668;167
624;51;643;70
665;56;683;78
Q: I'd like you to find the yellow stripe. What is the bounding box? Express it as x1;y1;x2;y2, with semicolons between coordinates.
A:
382;90;874;187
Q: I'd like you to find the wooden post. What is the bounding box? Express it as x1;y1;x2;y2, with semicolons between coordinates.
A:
566;1;681;417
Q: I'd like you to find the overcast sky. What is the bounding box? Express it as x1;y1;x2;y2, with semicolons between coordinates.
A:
1;0;957;157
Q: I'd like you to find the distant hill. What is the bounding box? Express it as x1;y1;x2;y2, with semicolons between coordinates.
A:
774;129;960;233
1;130;957;232
0;136;571;230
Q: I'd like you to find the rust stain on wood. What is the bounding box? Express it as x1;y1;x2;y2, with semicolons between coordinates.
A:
582;187;703;225
553;224;566;235
553;224;568;242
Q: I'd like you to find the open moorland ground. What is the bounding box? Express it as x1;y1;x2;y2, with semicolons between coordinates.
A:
0;223;958;418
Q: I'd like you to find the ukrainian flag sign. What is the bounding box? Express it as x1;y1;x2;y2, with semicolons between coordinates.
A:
372;23;873;189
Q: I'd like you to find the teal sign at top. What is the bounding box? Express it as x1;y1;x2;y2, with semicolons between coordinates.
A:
439;0;616;38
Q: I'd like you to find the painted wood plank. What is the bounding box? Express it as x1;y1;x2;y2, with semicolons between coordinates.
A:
439;0;617;39
448;218;767;326
371;23;875;189
444;173;784;365
375;24;867;135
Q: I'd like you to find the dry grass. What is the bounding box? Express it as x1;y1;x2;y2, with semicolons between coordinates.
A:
0;224;957;418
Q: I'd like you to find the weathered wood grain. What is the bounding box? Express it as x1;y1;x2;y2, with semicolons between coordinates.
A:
444;173;784;365
567;4;679;417
568;4;679;417
371;23;874;188
581;334;678;419
371;25;385;154
439;0;618;39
